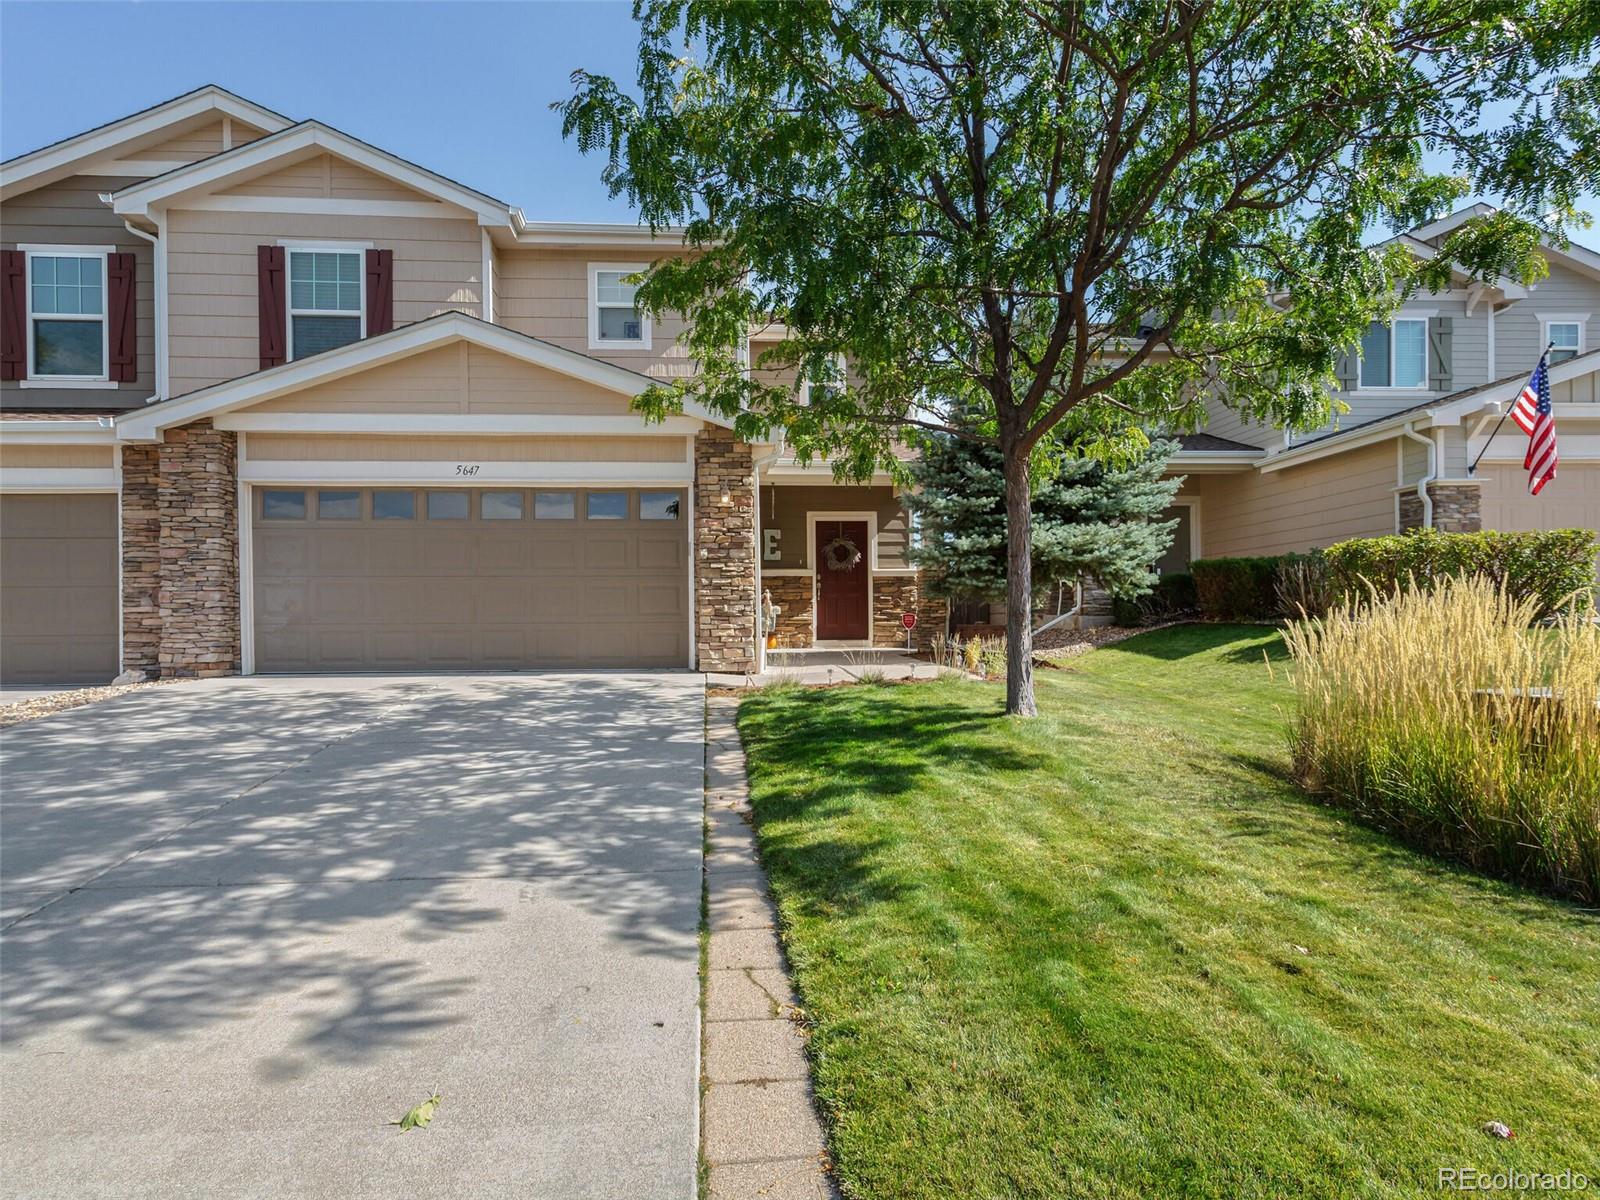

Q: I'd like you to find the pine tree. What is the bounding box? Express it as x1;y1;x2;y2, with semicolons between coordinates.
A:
908;433;1181;605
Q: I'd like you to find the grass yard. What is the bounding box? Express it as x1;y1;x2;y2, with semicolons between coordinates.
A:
737;625;1600;1200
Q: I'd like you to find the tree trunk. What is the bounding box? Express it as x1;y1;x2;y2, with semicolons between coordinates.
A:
1001;436;1037;717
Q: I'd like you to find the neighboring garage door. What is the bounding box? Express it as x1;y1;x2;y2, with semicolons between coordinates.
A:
252;486;689;671
1479;464;1600;581
0;494;119;685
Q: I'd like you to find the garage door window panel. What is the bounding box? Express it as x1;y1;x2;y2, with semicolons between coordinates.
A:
535;492;576;520
426;491;470;520
640;492;681;520
373;490;415;520
317;490;362;519
587;492;629;520
482;491;524;520
262;490;307;520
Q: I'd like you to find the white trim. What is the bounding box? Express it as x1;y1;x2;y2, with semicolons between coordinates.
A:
805;510;878;646
192;195;459;219
115;444;125;674
1487;301;1496;380
23;248;111;383
1356;316;1430;391
0;468;121;491
113;312;736;439
222;117;233;152
1166;450;1260;472
282;243;367;363
687;453;697;670
111;122;509;227
481;230;495;324
0;86;292;201
587;262;652;351
0;418;117;442
238;460;693;485
509;217;689;247
238;437;255;676
78;159;204;177
1406;204;1496;243
213;412;703;435
1164;496;1202;567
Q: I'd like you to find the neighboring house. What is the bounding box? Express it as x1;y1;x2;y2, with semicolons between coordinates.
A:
0;87;940;685
1159;204;1600;576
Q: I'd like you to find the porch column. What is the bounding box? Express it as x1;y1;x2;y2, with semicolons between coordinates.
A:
694;427;758;673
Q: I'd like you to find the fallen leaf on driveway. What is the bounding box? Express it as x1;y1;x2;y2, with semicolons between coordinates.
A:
391;1092;443;1132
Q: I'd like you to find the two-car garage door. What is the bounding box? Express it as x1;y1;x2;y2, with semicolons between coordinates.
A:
251;485;689;671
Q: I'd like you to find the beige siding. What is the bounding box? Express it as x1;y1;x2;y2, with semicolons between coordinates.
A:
166;208;485;395
218;154;444;203
0;443;115;469
1;175;155;408
242;342;638;416
495;247;695;382
245;433;685;463
1176;440;1398;558
137;118;269;162
1554;372;1599;405
760;483;911;570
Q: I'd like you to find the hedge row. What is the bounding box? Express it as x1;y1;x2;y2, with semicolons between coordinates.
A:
1191;528;1598;622
1324;528;1597;618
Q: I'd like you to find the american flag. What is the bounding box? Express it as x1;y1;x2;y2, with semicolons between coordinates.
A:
1508;351;1558;495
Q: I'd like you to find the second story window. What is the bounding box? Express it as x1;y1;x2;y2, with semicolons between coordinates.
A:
27;250;107;380
588;263;650;350
288;249;363;360
1545;319;1584;365
1359;318;1427;389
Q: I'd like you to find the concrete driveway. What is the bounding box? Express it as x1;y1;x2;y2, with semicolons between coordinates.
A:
0;673;705;1200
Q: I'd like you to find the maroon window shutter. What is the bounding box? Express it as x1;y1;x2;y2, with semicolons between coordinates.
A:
365;248;393;335
0;250;25;381
107;252;137;382
257;245;286;369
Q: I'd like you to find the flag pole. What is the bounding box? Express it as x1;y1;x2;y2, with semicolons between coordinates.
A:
1467;343;1552;478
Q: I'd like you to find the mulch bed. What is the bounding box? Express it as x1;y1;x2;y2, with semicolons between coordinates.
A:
0;679;189;729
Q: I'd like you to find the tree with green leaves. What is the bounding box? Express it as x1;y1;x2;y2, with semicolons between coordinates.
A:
907;426;1182;606
561;0;1599;715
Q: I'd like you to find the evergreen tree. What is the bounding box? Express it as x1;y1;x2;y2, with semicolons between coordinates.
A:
908;432;1181;604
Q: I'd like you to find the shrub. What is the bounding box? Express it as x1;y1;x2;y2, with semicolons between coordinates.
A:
1111;595;1144;627
1282;576;1600;904
1324;528;1597;618
1142;573;1197;619
1275;552;1332;619
1191;556;1281;620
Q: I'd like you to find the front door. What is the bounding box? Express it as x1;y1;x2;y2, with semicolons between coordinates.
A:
814;520;870;641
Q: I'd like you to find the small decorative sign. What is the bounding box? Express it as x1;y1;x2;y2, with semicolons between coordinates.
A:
901;611;917;630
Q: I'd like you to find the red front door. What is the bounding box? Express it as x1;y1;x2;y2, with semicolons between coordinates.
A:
815;520;870;641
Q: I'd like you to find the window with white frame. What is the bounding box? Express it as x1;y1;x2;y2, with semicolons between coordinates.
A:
1543;318;1585;365
588;264;650;349
1358;318;1427;388
26;249;108;380
287;248;363;360
800;355;846;405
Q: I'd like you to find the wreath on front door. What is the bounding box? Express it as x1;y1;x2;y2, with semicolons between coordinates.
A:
822;534;862;572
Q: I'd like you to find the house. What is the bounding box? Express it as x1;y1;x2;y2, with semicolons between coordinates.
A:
0;87;941;685
1159;205;1600;575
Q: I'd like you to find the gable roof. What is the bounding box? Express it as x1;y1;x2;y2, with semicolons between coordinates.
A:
1396;203;1600;286
112;311;735;439
0;85;292;200
110;119;511;226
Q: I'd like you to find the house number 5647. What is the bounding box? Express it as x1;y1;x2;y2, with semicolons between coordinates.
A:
455;464;481;476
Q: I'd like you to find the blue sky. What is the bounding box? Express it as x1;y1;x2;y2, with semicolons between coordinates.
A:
2;1;1593;232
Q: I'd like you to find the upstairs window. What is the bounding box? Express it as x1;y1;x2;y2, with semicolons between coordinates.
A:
27;251;107;380
1359;318;1426;389
1545;319;1584;365
588;263;650;350
288;248;363;360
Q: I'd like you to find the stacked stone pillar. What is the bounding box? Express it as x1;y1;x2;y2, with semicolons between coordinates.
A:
119;419;241;679
1397;481;1482;533
695;428;758;673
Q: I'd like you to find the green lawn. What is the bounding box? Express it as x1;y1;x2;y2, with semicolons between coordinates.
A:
737;625;1600;1200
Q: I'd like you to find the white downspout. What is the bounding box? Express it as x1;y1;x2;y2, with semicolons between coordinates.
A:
1401;421;1436;529
1033;581;1084;636
750;442;784;675
120;218;164;402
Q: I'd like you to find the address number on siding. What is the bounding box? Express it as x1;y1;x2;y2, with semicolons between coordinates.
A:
455;464;481;477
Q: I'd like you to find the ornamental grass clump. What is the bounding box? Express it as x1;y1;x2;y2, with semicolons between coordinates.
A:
1282;575;1600;904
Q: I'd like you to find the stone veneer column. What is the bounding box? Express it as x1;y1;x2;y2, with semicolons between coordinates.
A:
119;442;162;677
763;575;814;648
870;574;949;651
1398;482;1482;534
695;428;758;673
157;420;241;677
